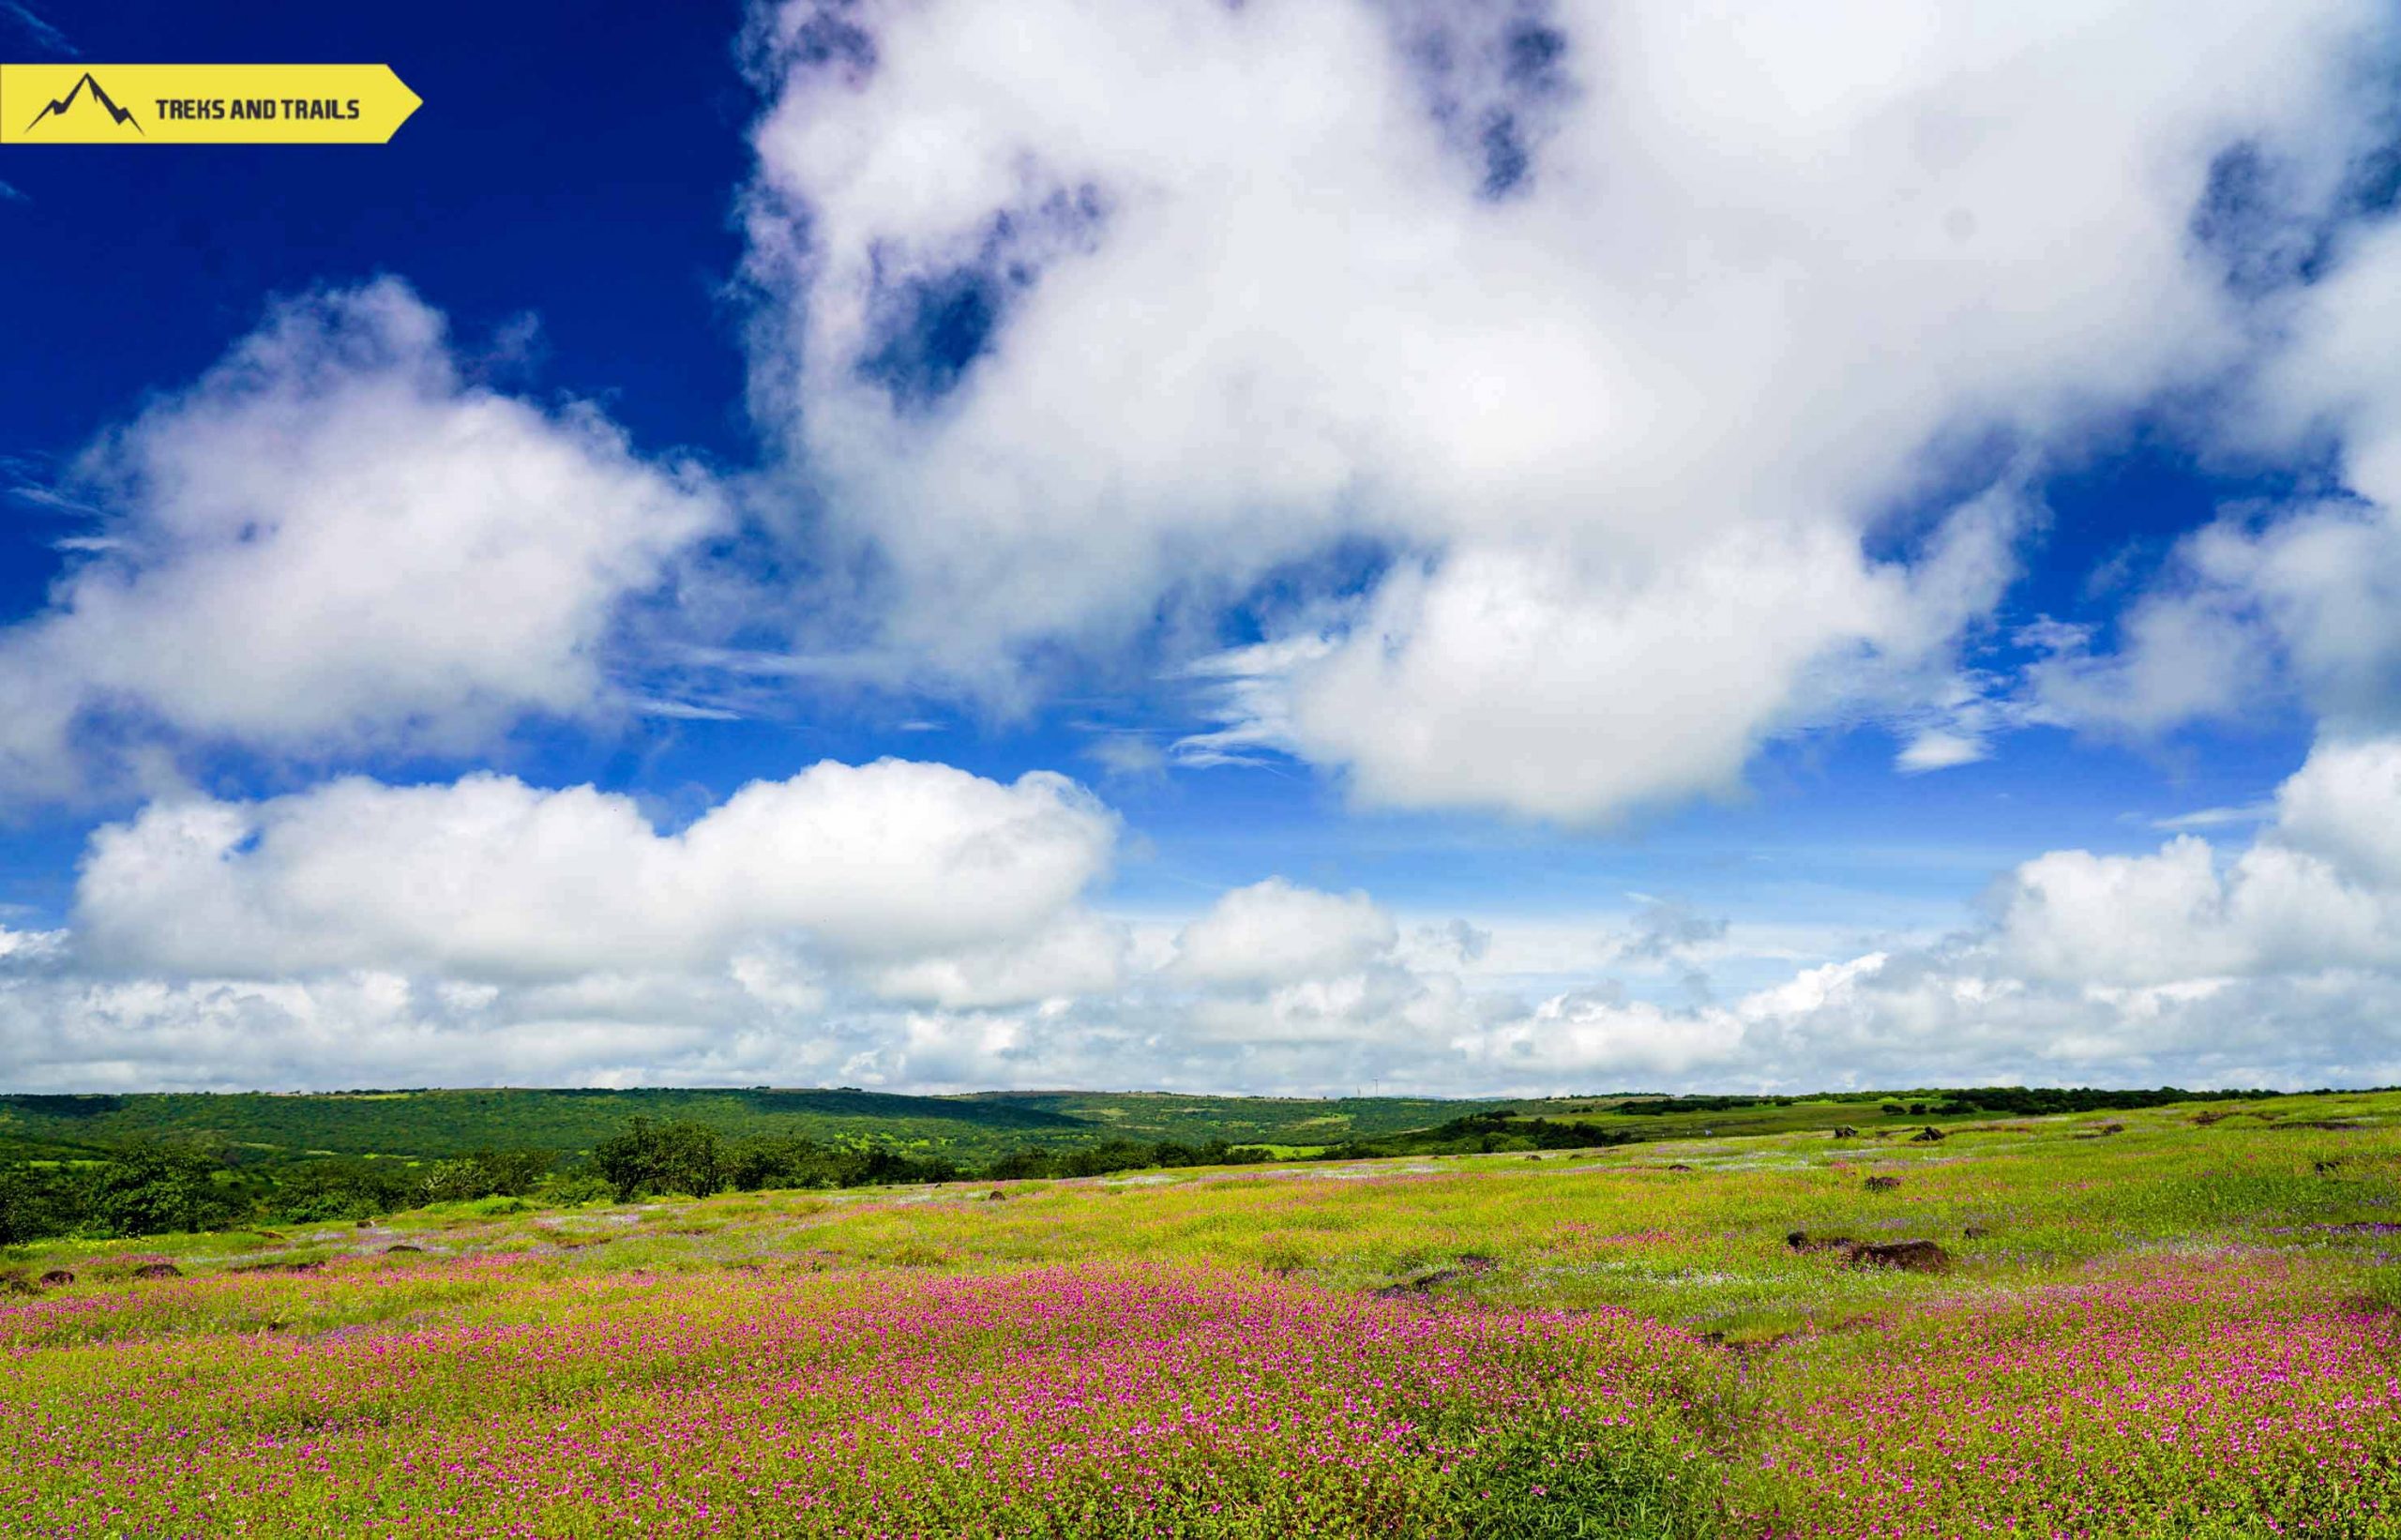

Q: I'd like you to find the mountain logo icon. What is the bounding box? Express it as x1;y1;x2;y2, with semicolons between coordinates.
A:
23;71;143;136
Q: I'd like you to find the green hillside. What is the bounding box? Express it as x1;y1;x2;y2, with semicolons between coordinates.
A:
0;1087;1505;1167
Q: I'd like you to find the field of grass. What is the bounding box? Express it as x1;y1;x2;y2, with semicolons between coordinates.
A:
4;1088;2397;1536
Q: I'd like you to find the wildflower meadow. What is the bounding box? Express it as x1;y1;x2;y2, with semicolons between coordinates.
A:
5;1091;2397;1537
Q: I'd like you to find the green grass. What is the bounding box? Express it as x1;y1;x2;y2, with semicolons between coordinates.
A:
5;1090;2397;1536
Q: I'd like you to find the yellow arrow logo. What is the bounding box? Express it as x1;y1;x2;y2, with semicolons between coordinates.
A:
1;65;420;144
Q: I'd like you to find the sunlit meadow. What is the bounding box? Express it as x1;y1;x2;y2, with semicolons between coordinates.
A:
5;1092;2397;1537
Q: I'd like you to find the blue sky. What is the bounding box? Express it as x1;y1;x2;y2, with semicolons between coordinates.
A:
2;0;2399;1095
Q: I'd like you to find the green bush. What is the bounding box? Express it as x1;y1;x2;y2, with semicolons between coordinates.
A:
540;1173;615;1208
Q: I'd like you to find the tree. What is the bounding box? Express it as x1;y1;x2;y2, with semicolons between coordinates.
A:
0;1162;73;1246
592;1118;724;1200
79;1140;239;1238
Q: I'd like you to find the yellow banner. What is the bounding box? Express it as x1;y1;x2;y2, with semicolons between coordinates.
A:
1;65;420;144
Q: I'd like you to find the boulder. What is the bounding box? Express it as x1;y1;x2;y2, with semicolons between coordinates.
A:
1374;1255;1496;1300
38;1269;74;1288
1864;1175;1903;1192
131;1262;182;1280
1831;1125;1858;1140
1786;1230;1855;1254
382;1244;424;1255
1910;1125;1945;1142
1846;1240;1952;1274
0;1270;33;1296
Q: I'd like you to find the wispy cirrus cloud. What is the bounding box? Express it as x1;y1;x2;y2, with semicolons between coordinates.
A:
3;3;76;58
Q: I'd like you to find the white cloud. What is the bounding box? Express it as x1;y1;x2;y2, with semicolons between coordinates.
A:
1895;732;1987;774
1169;877;1396;989
74;760;1119;981
744;0;2394;819
0;280;723;801
12;738;2401;1095
2028;216;2401;738
866;911;1131;1008
2149;801;2275;832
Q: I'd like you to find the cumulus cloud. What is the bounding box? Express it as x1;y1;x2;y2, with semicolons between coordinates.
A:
1609;898;1730;966
11;738;2401;1095
74;760;1119;981
0;280;723;801
10;736;2401;1091
2028;212;2401;738
742;0;2395;819
1457;734;2401;1091
1169;878;1397;989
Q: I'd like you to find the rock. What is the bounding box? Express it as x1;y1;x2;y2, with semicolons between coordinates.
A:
1963;1226;1989;1240
1846;1240;1952;1274
383;1244;424;1255
2314;1159;2343;1175
1786;1230;1855;1254
1374;1255;1498;1300
1831;1125;1858;1140
355;1218;374;1229
1910;1125;1945;1142
131;1262;182;1280
38;1269;73;1288
1864;1175;1903;1192
0;1271;34;1296
987;1189;1007;1201
1666;1163;1695;1172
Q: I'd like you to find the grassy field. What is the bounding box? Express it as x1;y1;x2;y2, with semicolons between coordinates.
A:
3;1088;2396;1536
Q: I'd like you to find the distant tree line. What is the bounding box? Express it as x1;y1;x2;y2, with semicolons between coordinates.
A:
1911;1085;2276;1117
589;1118;1278;1200
0;1121;1289;1242
1607;1086;2278;1119
1611;1095;1799;1116
0;1140;566;1246
1327;1111;1636;1158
